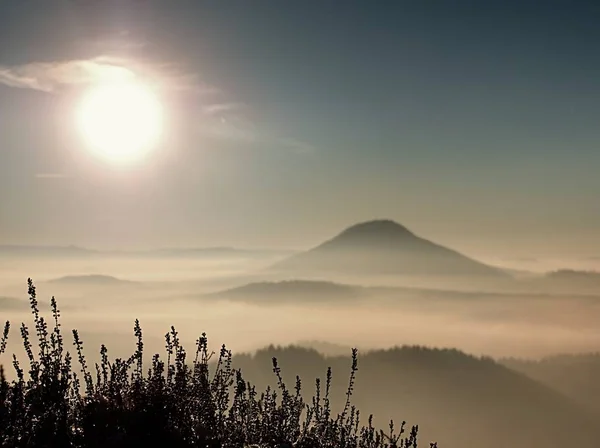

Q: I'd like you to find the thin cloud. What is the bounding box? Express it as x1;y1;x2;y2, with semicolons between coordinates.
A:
203;115;258;143
35;173;68;179
276;137;317;154
1;56;316;155
202;102;247;116
202;116;317;155
86;30;148;52
0;56;215;94
0;59;135;92
199;105;317;155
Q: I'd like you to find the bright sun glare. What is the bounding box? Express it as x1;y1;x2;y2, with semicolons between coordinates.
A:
77;81;163;164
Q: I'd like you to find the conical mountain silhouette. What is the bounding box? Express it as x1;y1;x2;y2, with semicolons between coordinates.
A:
271;219;505;277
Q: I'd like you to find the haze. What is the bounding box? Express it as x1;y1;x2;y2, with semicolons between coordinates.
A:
1;2;599;448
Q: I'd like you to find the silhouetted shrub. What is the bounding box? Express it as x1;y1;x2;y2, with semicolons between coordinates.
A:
0;279;435;448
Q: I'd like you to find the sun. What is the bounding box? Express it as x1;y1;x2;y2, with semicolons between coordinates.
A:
77;81;163;164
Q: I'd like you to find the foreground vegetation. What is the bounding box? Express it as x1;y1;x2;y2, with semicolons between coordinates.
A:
0;279;434;448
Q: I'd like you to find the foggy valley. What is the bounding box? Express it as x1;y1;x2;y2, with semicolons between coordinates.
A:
2;220;600;447
3;220;600;361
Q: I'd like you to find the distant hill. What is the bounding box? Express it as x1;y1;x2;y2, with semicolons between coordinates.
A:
498;267;538;278
47;274;136;286
293;339;356;356
546;269;600;282
205;280;366;303
146;247;295;259
0;296;28;310
502;353;600;416
0;245;97;258
522;269;600;294
204;277;600;307
232;345;600;448
270;220;508;278
1;244;294;260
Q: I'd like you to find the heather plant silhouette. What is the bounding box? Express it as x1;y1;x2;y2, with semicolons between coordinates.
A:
0;279;435;448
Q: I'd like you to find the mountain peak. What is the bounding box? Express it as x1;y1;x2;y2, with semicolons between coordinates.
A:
339;219;415;238
324;219;417;249
270;219;507;278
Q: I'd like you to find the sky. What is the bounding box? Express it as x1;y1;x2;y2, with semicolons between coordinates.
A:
0;0;599;260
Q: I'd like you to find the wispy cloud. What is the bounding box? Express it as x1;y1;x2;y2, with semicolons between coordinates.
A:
202;116;317;155
0;56;215;94
202;102;247;116
86;30;149;53
1;55;317;154
276;137;317;154
0;59;135;92
35;173;68;179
